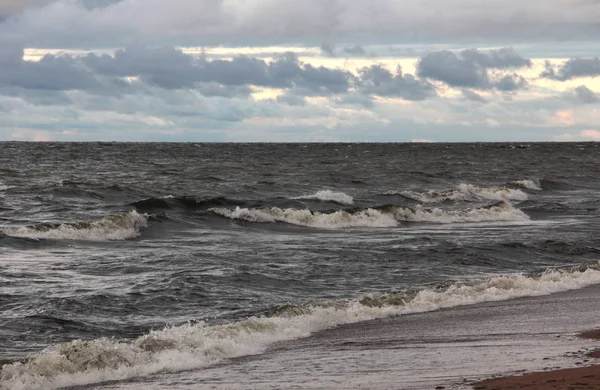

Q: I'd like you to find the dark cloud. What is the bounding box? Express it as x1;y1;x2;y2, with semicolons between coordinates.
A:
332;93;374;108
357;65;435;100
83;48;351;95
196;82;253;98
276;92;306;106
0;87;73;105
80;0;124;10
343;45;367;57
320;43;336;57
3;1;600;49
0;43;104;92
541;57;600;81
461;89;488;103
417;48;531;90
319;43;370;57
563;85;599;104
494;74;528;92
460;48;532;69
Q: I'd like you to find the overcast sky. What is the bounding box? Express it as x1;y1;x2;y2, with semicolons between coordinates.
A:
1;0;600;142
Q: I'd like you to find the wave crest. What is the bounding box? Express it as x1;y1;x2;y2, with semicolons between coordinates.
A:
390;201;529;223
511;179;542;190
211;207;397;228
0;211;148;241
3;263;600;390
293;190;354;204
398;184;529;203
211;202;528;228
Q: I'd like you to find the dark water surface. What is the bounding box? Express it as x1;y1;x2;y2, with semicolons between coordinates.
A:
1;142;600;389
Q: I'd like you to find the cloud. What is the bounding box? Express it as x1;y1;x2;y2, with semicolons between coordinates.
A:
0;0;53;16
358;65;435;100
555;129;600;141
3;0;600;48
563;85;599;104
461;89;488;103
416;48;531;90
82;48;352;95
541;57;600;81
320;43;336;57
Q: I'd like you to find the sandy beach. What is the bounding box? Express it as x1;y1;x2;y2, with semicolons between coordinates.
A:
472;330;600;390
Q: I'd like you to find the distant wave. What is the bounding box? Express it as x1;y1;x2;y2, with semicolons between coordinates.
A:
0;211;148;241
211;201;528;228
3;262;600;390
395;184;529;203
293;190;354;205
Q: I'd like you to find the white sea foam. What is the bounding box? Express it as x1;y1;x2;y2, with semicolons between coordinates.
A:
3;263;600;390
0;211;148;241
293;190;354;204
212;207;397;228
212;202;528;228
511;179;542;190
391;202;529;224
399;184;529;203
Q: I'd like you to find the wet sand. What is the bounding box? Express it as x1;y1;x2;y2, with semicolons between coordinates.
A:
472;329;600;390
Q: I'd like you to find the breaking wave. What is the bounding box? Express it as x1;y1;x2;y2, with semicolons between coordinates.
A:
293;190;354;205
511;179;542;191
398;184;529;203
3;262;600;390
211;202;528;228
0;211;148;241
390;201;529;224
211;206;397;228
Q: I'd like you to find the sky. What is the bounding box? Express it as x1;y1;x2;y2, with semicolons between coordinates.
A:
0;0;600;142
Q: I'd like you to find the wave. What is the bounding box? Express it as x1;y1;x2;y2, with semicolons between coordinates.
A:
293;190;354;205
3;262;600;390
211;202;528;228
397;184;529;204
389;201;529;223
510;179;542;191
211;206;397;228
0;211;148;241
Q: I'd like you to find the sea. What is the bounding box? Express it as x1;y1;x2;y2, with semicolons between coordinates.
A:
1;142;600;390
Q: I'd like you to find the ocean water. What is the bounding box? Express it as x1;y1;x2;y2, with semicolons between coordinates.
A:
1;142;600;389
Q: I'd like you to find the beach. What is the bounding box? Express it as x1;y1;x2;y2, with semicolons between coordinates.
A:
473;330;600;390
84;281;600;389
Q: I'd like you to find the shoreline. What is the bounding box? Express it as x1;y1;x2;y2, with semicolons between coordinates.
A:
472;329;600;390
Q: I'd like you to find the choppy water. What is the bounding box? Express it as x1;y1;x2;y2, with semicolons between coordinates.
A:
1;142;600;389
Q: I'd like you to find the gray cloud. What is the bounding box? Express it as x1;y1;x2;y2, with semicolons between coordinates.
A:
563;85;599;104
82;48;351;95
541;57;600;81
3;0;600;49
462;89;488;103
358;65;435;100
80;0;124;10
275;92;307;106
0;43;105;92
332;93;374;108
343;45;367;57
320;43;336;57
320;43;370;57
0;0;52;15
417;48;531;90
